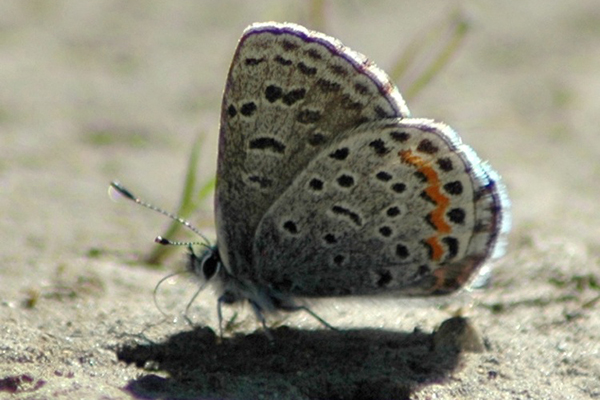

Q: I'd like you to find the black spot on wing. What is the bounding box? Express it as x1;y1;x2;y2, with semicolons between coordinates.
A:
249;137;286;154
240;102;257;116
329;148;349;160
282;88;306;106
331;205;362;226
265;85;283;103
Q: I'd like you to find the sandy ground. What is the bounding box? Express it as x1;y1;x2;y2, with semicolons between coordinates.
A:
1;1;600;399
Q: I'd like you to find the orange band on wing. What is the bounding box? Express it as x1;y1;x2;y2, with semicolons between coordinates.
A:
399;149;450;261
425;237;445;261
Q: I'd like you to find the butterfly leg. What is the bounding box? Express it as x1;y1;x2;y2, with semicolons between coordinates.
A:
217;292;240;339
285;304;339;331
216;295;226;338
248;299;274;341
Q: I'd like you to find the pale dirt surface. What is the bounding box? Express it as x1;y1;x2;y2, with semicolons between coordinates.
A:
1;1;600;399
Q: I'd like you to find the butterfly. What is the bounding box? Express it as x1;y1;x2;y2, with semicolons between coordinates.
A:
112;22;509;334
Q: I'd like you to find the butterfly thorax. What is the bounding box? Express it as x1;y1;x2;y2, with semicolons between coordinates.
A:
189;244;298;317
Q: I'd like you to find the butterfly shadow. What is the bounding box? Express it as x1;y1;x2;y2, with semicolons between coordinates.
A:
117;317;476;400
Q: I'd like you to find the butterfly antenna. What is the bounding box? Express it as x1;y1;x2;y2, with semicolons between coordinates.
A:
110;181;211;246
154;236;207;248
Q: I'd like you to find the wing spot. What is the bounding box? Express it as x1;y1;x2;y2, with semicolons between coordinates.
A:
227;104;237;118
447;208;466;224
418;265;430;276
396;244;410;259
249;137;286;154
444;181;463;196
297;62;317;76
308;132;326;146
336;174;355;188
316;78;341;92
437;157;454;172
281;40;299;51
442;237;459;259
375;106;391;118
331;205;362;226
265;85;283;102
247;175;273;188
376;270;393;287
240;102;257;117
386;206;400;217
417;139;439;154
245;57;265;66
390;131;410;142
323;234;337;244
283;220;298;234
306;48;322;60
354;82;370;95
274;55;293;66
379;226;392;237
309;178;324;191
329;147;349;160
329;64;348;76
391;183;406;193
369;139;391;156
282;88;306;106
376;171;392;182
333;254;345;265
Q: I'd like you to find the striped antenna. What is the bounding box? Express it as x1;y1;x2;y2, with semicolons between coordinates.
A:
109;181;211;247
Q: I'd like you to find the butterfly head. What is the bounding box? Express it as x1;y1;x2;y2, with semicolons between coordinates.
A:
187;244;221;284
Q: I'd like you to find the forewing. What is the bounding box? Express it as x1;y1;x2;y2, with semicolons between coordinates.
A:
215;22;410;275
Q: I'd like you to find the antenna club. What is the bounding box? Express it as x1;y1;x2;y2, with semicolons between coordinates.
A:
110;181;137;201
155;236;171;245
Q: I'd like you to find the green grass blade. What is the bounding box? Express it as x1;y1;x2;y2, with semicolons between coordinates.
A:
389;8;470;102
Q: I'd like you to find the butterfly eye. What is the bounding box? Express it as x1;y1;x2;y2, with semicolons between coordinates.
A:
202;251;220;280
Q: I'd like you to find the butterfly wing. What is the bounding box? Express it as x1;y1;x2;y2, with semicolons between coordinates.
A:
252;118;510;296
216;23;410;276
